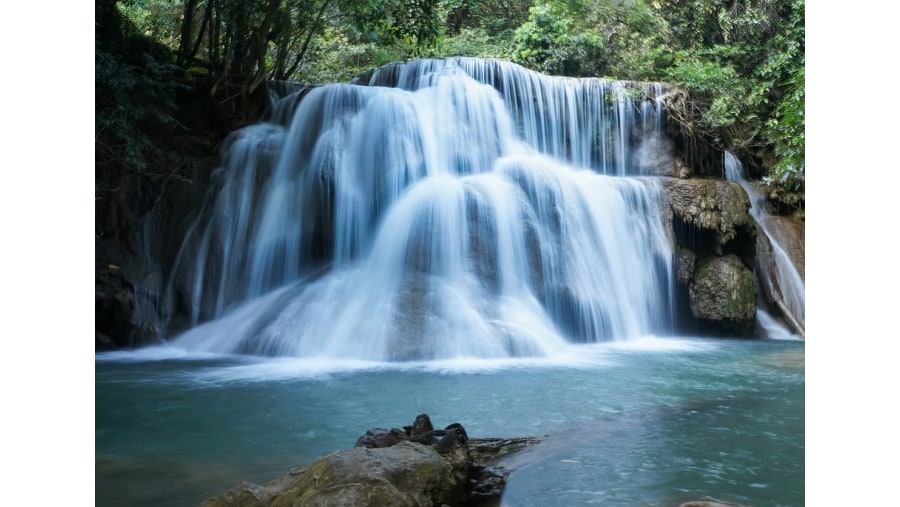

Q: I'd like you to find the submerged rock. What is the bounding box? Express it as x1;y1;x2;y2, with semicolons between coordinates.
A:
200;414;539;507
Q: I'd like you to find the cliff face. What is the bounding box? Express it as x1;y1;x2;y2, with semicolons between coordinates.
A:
95;78;223;349
755;215;805;336
762;216;805;282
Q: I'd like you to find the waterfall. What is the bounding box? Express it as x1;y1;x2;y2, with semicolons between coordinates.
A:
724;152;805;338
164;57;678;360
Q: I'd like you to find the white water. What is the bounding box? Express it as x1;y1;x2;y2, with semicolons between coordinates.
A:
164;58;679;360
724;152;805;336
98;335;718;383
757;308;800;341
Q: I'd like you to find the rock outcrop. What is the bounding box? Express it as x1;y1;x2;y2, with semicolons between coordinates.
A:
754;215;805;336
200;414;539;507
662;177;756;249
762;216;804;282
95;239;168;350
660;177;759;335
689;254;758;333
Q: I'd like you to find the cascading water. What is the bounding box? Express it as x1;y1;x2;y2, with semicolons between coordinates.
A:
163;57;679;360
724;152;805;337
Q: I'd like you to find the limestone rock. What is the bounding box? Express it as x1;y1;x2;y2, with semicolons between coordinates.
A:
354;427;408;449
674;246;696;285
661;178;755;246
200;415;538;507
754;216;805;336
406;413;436;444
275;441;469;507
201;442;466;507
762;216;804;281
660;177;760;336
689;254;757;333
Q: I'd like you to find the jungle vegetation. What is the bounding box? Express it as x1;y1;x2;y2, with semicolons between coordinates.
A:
96;0;804;203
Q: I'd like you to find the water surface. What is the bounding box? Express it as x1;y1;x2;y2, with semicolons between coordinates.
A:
96;336;803;506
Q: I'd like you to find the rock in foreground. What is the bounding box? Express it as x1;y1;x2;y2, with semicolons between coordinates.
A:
200;414;539;507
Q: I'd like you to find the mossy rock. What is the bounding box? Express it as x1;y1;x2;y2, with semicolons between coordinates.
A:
688;254;757;333
661;178;755;246
201;442;469;507
674;246;696;285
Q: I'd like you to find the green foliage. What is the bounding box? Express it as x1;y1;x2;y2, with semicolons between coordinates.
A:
655;0;723;47
664;51;749;129
436;27;515;59
96;6;188;175
102;0;805;199
346;0;444;54
765;65;804;188
512;1;604;76
96;49;151;171
510;0;670;79
118;0;183;51
760;0;805;189
444;0;532;34
96;49;188;171
265;0;338;80
580;0;669;80
655;0;803;192
296;27;413;83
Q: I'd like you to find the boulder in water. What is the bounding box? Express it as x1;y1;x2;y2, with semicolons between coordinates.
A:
200;414;538;507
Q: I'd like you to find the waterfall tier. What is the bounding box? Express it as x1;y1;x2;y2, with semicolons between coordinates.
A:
164;57;679;360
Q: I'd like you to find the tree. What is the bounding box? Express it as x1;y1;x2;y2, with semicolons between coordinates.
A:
110;0;804;197
658;0;804;189
445;0;532;35
345;0;444;53
511;0;669;79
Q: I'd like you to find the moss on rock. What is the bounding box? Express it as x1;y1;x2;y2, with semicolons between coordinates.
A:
688;254;758;334
199;415;538;507
661;178;755;247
